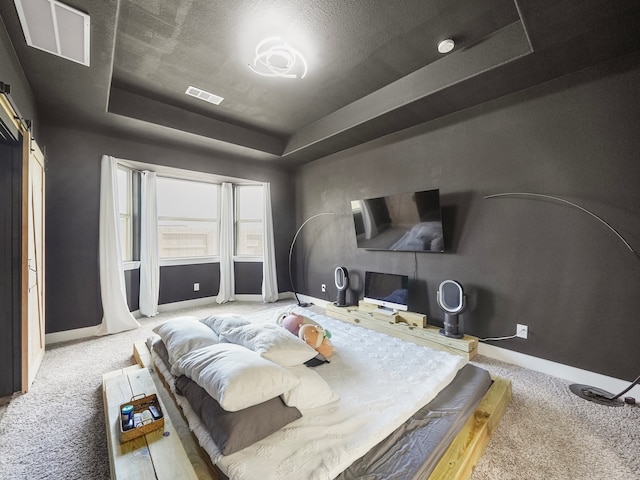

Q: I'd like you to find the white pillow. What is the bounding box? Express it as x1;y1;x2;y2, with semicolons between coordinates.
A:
222;323;318;367
152;316;219;365
172;343;300;412
200;315;250;335
282;365;340;410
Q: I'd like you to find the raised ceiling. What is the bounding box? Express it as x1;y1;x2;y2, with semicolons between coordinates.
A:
1;0;640;168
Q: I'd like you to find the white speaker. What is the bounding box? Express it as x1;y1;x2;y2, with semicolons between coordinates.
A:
334;267;349;307
437;280;467;338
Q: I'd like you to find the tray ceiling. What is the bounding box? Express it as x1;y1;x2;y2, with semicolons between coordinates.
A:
1;0;639;168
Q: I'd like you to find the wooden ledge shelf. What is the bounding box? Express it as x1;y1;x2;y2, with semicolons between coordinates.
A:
325;303;478;360
131;342;219;480
102;365;199;480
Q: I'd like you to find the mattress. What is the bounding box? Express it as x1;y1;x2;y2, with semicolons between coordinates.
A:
149;306;491;479
335;363;491;480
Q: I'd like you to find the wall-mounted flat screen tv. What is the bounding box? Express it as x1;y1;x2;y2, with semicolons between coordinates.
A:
364;271;409;312
351;189;444;252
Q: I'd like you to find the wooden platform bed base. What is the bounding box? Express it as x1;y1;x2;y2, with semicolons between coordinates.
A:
132;340;512;480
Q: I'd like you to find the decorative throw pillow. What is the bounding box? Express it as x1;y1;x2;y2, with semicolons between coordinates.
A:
149;335;170;365
171;343;300;412
175;375;302;455
221;323;318;367
152;316;220;365
281;364;340;410
200;315;250;335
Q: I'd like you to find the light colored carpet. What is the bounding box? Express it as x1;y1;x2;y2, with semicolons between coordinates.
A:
0;300;638;480
469;356;640;480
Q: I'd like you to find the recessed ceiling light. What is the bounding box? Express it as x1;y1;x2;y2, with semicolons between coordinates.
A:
14;0;90;66
185;86;224;105
248;37;308;79
438;39;455;54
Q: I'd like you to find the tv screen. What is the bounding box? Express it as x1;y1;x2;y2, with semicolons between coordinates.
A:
351;189;444;252
364;271;409;312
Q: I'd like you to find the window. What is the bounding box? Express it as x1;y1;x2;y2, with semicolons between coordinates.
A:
114;163;265;265
117;166;133;261
235;185;264;256
156;177;219;258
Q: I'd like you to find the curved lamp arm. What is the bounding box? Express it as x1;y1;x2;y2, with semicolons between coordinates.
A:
288;212;336;306
484;192;638;259
484;192;639;405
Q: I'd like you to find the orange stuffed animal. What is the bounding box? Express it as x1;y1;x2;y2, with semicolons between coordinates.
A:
298;323;333;358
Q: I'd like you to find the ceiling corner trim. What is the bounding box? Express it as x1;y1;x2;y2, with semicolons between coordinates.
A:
283;20;533;158
14;0;90;66
512;0;534;52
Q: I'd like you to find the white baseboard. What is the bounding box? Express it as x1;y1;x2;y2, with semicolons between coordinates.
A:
477;342;640;399
45;325;99;345
157;293;295;311
156;296;219;312
295;293;333;308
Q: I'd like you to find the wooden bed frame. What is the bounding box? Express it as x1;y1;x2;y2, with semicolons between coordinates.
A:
120;337;511;480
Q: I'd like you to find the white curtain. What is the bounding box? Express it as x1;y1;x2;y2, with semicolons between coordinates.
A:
261;183;278;302
139;171;159;316
95;155;139;336
216;182;235;303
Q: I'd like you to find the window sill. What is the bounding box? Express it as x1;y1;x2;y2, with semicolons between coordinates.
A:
160;257;220;267
233;256;263;263
123;261;141;271
124;257;263;268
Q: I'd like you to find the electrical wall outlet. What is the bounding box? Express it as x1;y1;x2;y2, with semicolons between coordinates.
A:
321;284;326;292
193;283;200;292
516;324;528;339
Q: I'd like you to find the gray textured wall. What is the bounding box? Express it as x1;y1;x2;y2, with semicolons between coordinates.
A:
41;126;295;333
294;52;640;381
124;262;264;311
0;17;38;138
0;143;22;395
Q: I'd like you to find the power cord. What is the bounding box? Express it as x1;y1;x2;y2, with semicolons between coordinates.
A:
479;326;528;342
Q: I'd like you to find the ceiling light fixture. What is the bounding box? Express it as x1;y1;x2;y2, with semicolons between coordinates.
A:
185;86;224;105
438;39;455;54
249;37;308;79
13;0;90;66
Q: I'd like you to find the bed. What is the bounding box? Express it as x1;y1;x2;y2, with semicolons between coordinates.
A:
144;305;510;480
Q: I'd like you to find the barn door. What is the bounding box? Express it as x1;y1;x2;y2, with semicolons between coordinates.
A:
22;137;45;392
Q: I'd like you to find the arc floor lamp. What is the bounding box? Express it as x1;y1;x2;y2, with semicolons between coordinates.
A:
288;212;335;307
485;192;640;406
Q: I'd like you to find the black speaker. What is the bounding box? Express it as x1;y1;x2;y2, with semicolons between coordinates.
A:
334;267;349;307
437;280;467;338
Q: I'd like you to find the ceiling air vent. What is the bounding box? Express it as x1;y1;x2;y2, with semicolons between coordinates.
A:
185;86;224;105
14;0;90;67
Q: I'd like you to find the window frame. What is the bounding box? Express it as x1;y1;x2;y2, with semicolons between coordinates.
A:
113;157;266;268
234;184;264;261
156;175;221;265
116;165;134;263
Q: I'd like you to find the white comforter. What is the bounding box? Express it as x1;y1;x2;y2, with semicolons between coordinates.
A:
156;306;465;480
